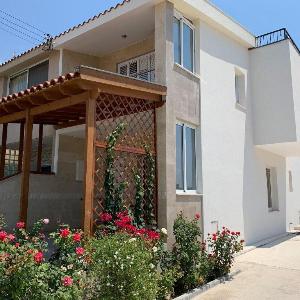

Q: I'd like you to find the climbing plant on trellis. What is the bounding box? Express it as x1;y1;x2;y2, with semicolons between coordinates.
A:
93;93;157;228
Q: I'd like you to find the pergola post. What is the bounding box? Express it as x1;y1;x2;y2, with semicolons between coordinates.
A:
19;109;33;223
83;91;97;235
0;123;8;179
18;122;25;172
37;124;43;172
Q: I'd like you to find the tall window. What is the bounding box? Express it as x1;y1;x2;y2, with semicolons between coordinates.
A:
235;69;246;107
173;15;195;72
118;52;155;82
176;123;196;191
9;61;49;95
266;167;279;211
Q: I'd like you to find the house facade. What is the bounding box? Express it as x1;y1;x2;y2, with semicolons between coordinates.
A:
0;0;300;245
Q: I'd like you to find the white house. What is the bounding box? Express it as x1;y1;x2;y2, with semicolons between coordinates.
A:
0;0;300;245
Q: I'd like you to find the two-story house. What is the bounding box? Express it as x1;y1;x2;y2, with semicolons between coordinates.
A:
1;0;300;245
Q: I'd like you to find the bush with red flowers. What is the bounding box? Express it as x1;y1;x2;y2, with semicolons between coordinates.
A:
0;220;85;300
200;227;244;282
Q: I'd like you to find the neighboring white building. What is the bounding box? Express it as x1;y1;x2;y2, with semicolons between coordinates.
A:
0;0;300;245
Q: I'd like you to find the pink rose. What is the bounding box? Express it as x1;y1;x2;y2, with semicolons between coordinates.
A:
62;276;73;287
76;247;85;256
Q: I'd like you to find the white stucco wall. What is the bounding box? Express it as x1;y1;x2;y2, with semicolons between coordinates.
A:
199;20;248;238
286;157;300;230
250;40;297;146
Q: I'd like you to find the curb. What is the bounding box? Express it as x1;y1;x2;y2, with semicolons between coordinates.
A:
173;270;241;300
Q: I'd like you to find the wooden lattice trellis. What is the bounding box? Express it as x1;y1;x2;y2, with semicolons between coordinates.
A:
93;92;157;226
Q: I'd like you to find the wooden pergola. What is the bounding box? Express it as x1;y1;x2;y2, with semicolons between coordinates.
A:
0;66;166;235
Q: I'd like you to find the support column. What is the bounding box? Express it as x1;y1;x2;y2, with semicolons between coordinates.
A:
18;122;25;172
37;124;43;172
0;123;8;179
19;110;33;223
83;91;97;235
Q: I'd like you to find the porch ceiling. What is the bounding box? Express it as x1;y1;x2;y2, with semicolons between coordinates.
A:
0;66;166;127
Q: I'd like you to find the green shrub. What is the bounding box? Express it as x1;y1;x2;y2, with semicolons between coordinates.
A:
172;212;202;295
86;233;158;300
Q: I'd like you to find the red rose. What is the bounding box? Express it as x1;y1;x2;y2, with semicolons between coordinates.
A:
60;228;70;238
73;232;81;242
0;231;7;241
16;222;25;229
195;213;201;220
136;228;146;235
62;276;73;287
76;247;85;256
212;234;217;241
15;243;20;248
34;251;43;263
124;224;137;233
146;230;160;240
236;232;241;236
100;212;113;223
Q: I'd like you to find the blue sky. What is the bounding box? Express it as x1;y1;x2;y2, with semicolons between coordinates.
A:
0;0;300;64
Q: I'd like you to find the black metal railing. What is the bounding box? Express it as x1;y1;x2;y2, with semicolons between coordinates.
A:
253;28;300;55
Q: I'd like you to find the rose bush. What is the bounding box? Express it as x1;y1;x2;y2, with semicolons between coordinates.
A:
200;228;244;281
0;212;243;299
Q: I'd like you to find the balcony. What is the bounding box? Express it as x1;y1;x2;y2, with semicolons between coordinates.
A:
250;29;300;156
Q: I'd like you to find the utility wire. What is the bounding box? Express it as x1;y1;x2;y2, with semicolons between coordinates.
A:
0;9;47;35
0;15;45;38
0;25;38;45
0;20;43;43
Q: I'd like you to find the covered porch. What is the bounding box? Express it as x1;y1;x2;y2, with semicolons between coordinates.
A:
0;66;166;234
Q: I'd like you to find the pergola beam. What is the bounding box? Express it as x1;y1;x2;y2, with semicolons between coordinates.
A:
83;91;98;235
19;109;33;224
0;123;8;179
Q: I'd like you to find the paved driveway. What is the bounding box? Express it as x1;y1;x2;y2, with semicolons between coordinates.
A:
196;234;300;300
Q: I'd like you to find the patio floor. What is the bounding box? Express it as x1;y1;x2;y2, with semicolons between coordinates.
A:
196;234;300;300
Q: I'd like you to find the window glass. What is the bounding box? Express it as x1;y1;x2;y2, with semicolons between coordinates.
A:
9;72;27;94
28;61;49;88
183;23;194;72
266;168;273;209
176;124;184;190
173;17;181;65
186;127;196;190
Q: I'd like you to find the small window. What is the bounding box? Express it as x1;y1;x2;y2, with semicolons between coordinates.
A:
8;61;49;95
117;52;155;82
28;60;49;88
9;72;27;94
173;15;195;72
235;69;246;107
266;167;279;211
176;123;197;191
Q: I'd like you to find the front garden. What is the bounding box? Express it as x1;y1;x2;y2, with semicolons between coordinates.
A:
0;211;243;300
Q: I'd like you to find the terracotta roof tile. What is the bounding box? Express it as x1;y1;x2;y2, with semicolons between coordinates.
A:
0;0;131;68
0;72;80;104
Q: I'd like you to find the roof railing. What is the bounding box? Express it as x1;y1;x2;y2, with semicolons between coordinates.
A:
253;28;300;55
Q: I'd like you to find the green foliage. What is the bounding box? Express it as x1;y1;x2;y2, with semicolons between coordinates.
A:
133;170;145;227
86;233;159;300
104;123;128;215
143;145;156;227
172;213;202;294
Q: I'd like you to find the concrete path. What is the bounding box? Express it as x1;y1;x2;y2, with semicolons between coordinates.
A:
195;234;300;300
